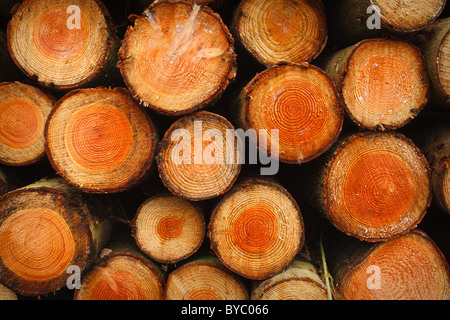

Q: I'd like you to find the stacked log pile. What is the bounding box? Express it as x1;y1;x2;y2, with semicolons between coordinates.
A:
0;0;448;301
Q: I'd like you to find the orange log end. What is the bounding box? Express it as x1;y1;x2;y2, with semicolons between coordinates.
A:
244;62;343;163
75;255;164;300
337;231;450;300
209;178;304;280
324;132;431;241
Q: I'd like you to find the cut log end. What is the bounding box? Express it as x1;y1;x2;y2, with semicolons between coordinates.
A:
0;82;54;166
242;62;343;163
252;259;328;300
337;230;450;300
255;279;327;300
0;178;112;296
373;0;446;32
208;178;304;280
45;87;156;193
7;0;116;89
132;194;205;264
157;111;241;201
342;39;430;130
421;121;450;214
233;0;327;66
119;0;236;115
0;208;74;283
165;259;249;300
324;132;431;242
75;255;164;300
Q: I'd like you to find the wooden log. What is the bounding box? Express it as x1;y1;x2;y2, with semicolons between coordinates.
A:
327;229;450;300
156;111;241;201
0;177;115;296
294;131;431;242
74;227;164;300
165;255;249;300
251;257;328;300
131;193;205;264
118;0;237;116
45;87;157;194
132;0;222;14
7;0;120;90
412;18;450;109
0;283;17;300
371;0;446;33
410;117;450;214
323;38;430;130
208;177;305;280
235;62;344;164
326;0;447;46
232;0;327;67
0;82;54;166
